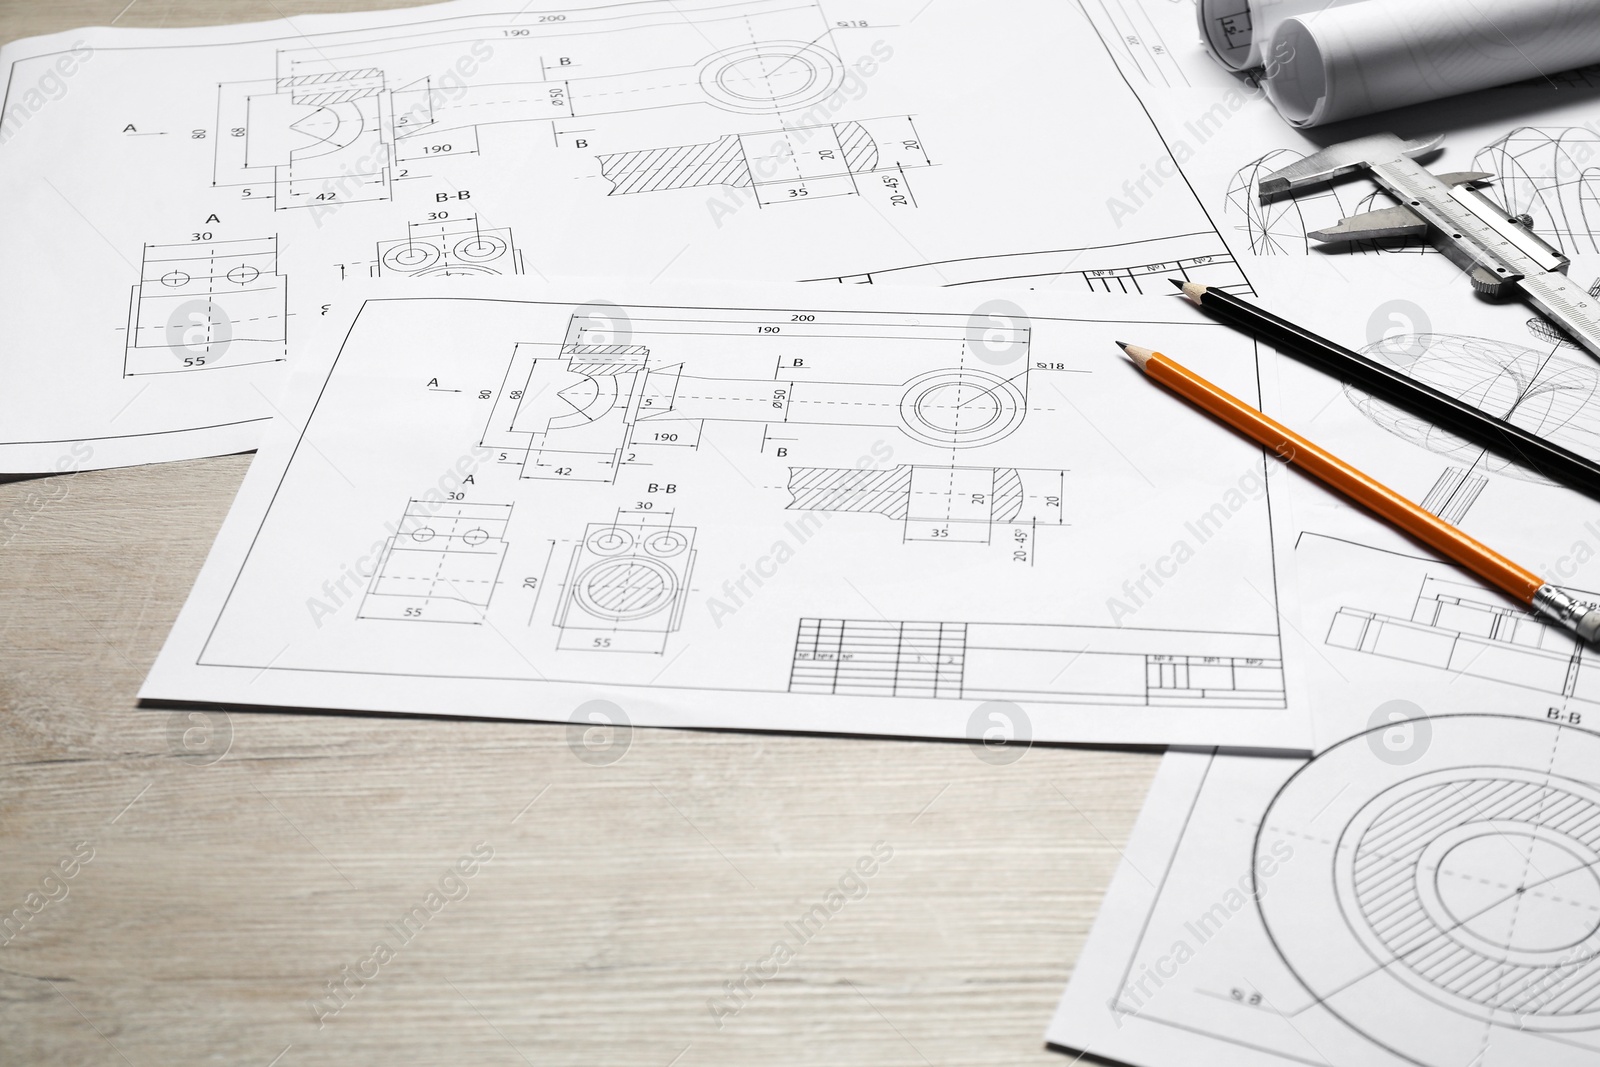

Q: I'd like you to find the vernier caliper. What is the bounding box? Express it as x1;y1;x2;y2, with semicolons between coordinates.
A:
1259;133;1600;361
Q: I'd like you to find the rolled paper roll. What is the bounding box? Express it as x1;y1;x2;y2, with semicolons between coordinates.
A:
1264;0;1600;127
1194;0;1367;72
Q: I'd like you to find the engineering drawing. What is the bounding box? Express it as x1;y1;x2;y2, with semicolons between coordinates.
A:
1528;277;1600;349
790;618;1284;706
1224;148;1436;256
785;464;1065;544
1348;333;1600;484
553;513;696;654
358;500;512;624
482;306;1034;483
342;215;523;278
1476;126;1600;255
816;231;1250;292
123;236;287;376
1258;715;1600;1064
209;0;851;211
598;116;931;207
1327;574;1600;704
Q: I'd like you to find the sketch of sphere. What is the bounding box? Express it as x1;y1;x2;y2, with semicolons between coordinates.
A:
1347;333;1600;482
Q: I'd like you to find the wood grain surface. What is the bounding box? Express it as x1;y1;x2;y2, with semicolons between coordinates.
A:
0;4;1159;1064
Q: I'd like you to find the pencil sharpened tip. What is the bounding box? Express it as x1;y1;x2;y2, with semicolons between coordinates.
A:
1167;278;1185;290
1118;343;1155;368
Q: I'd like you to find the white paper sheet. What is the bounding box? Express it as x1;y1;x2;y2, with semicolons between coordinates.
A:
138;279;1313;748
1050;714;1600;1067
0;0;1256;473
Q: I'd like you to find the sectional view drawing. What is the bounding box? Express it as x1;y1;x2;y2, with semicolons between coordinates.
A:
209;0;861;211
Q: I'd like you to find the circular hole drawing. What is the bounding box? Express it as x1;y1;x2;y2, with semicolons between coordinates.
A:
1419;825;1600;957
642;530;689;558
410;527;436;543
461;528;489;546
695;41;845;114
226;265;260;285
452;235;508;262
897;368;1027;448
160;271;192;288
1256;714;1600;1066
381;242;443;274
573;556;678;621
585;527;635;555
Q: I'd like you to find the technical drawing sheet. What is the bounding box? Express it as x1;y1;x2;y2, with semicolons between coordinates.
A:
1050;714;1600;1067
1226;258;1600;752
0;0;1254;473
1076;1;1600;275
139;279;1312;748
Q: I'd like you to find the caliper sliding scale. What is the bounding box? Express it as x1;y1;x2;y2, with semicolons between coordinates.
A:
1259;133;1600;362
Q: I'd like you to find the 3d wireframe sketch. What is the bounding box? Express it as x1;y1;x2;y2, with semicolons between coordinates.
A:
1476;126;1600;255
1224;148;1436;256
1258;715;1600;1064
358;500;512;624
1348;333;1600;482
123;236;288;376
553;512;697;654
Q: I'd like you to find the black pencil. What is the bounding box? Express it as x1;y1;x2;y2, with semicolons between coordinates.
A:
1172;279;1600;502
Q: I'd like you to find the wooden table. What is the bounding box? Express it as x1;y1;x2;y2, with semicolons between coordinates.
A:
0;3;1157;1063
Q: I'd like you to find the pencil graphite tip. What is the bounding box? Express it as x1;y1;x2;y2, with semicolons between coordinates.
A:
1169;279;1206;304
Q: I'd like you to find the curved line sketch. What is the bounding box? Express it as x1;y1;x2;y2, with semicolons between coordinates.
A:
1257;715;1600;1065
1348;333;1600;483
1475;126;1600;255
1224;148;1435;256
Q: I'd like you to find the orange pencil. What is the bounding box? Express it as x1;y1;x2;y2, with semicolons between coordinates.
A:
1118;341;1600;644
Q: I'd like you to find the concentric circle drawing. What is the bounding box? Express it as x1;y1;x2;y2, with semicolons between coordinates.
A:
642;530;689;558
695;41;844;114
573;557;678;621
897;368;1026;448
1349;334;1600;482
585;527;635;555
1256;715;1600;1066
452;235;508;262
381;243;442;273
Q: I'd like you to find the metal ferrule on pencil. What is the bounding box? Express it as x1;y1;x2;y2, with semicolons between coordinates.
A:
1532;585;1600;644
